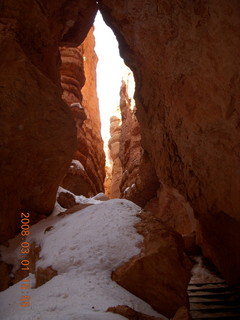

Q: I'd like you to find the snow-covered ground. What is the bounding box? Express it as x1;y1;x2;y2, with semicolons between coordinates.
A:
0;191;166;320
190;256;225;284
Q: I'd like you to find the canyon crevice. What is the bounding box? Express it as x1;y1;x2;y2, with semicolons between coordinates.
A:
99;0;240;286
108;71;160;206
0;2;240;318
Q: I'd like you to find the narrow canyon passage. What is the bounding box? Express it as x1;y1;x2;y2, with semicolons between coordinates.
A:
0;1;240;320
188;257;240;319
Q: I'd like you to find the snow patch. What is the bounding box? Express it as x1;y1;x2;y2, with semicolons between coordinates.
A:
0;198;166;320
123;187;130;194
190;256;224;284
56;186;101;206
93;192;106;200
123;184;135;194
70;102;83;109
70;159;85;171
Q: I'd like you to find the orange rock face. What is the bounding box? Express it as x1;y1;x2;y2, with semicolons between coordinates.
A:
108;74;159;206
145;185;196;236
60;28;105;196
99;0;240;285
0;0;98;243
108;114;123;198
119;80;160;207
112;211;192;318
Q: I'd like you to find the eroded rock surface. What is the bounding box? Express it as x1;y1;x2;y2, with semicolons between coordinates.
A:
108;114;123;198
99;0;240;285
108;71;159;206
60;28;105;196
145;185;196;236
0;0;97;243
119;79;160;207
57;191;77;209
112;211;192;318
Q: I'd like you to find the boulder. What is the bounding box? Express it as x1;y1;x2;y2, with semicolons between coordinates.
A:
112;211;192;318
57;191;77;209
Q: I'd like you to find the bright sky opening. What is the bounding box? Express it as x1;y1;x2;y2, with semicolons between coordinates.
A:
94;11;124;153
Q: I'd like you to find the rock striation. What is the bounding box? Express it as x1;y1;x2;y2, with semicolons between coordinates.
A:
99;0;240;286
60;28;105;196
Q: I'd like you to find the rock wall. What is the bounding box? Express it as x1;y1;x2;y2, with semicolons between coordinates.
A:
108;114;123;198
108;69;159;206
99;0;240;285
0;0;97;243
145;185;199;255
110;75;196;236
60;28;105;196
110;73;196;248
118;78;160;207
145;186;196;236
1;0;239;288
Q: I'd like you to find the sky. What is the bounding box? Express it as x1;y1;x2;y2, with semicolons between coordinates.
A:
93;11;124;148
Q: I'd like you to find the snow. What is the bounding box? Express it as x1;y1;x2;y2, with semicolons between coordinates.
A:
50;201;65;217
70;102;83;109
74;194;101;205
190;256;224;284
123;184;135;195
56;186;102;207
93;192;107;200
0;197;166;320
70;159;85;171
123;187;130;194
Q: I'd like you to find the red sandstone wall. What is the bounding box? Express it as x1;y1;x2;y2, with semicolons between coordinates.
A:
99;0;240;285
60;28;105;196
0;0;97;243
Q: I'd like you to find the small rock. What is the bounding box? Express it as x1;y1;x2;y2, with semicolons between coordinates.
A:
57;192;77;209
172;306;192;320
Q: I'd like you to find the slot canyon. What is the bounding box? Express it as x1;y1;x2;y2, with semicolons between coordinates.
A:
0;1;240;319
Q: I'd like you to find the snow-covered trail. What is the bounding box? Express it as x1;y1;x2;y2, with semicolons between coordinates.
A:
0;193;167;320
